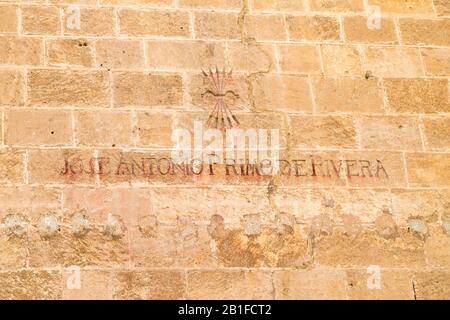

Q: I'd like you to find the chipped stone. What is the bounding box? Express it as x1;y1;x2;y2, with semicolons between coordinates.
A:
375;212;398;239
37;214;59;238
208;214;226;239
71;210;91;237
408;219;429;237
3;214;28;237
276;213;295;234
177;215;198;244
138;215;158;238
322;195;335;208
442;220;450;235
242;214;261;236
104;213;125;239
342;214;362;236
310;214;333;237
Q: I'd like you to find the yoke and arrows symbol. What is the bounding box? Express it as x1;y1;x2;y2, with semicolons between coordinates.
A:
201;67;240;130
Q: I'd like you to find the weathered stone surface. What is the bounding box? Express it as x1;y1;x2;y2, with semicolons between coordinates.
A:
251;0;306;11
278;44;321;73
194;12;240;40
0;235;27;269
131;224;179;267
214;225;310;268
274;188;391;224
22;5;60;35
414;272;450;299
274;270;347;299
62;270;111;300
5;110;72;146
0;69;24;105
28;225;130;268
0;271;62;299
346;270;414;300
28;69;109;107
245;15;287;41
314;78;383;113
320;45;362;76
425;225;450;268
315;228;426;268
0;186;60;220
0;5;17;33
114;72;182;107
228;42;275;72
136;112;173;147
291;115;357;148
421;48;450;76
342;151;407;187
147;40;226;70
400;19;450;46
391;189;449;224
364;47;423;78
384;79;449;113
311;0;363;12
357;116;422;150
187;271;273;299
61;186;151;227
47;39;94;67
406;153;450;187
423;117;450;150
96;39;144;69
181;0;240;8
368;0;434;13
151;186;270;224
0;36;43;65
63;7;114;36
286;16;340;41
119;9;190;37
75;111;133;147
344;16;398;44
253;74;313;112
112;271;185;299
434;0;450;16
0;150;24;184
28;149;96;184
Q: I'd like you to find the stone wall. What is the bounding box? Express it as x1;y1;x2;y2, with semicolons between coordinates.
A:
0;0;449;299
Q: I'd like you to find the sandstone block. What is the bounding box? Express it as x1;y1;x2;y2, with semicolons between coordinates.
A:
5;110;72;146
406;153;450;187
